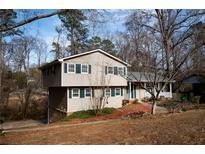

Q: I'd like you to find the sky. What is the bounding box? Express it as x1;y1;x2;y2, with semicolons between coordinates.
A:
14;9;131;65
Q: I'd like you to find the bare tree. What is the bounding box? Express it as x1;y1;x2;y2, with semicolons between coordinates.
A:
124;10;205;114
88;62;112;115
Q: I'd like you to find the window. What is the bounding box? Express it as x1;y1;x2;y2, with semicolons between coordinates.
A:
115;88;121;96
85;88;91;97
107;67;114;74
68;64;75;73
72;88;79;98
105;88;111;97
81;64;88;74
118;67;123;75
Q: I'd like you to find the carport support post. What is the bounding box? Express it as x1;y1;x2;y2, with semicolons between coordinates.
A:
47;89;50;124
169;83;172;98
129;81;132;99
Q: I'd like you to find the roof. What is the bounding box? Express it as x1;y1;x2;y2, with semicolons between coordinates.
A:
39;49;131;69
182;74;205;84
127;72;175;83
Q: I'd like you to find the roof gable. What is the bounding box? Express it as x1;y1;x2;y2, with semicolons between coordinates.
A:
59;49;130;66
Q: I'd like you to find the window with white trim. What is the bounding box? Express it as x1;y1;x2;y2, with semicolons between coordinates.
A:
115;88;121;96
107;67;114;74
85;88;91;97
81;64;88;74
68;64;75;73
105;88;111;97
118;67;123;75
72;88;79;98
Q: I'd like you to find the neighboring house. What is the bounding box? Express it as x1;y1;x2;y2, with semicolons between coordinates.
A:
39;49;174;117
179;74;205;103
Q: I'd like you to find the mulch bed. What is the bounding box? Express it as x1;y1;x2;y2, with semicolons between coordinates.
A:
66;104;151;124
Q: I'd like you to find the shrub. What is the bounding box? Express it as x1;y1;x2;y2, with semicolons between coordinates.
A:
132;99;139;104
101;107;116;114
65;107;116;120
0;112;5;136
65;110;96;119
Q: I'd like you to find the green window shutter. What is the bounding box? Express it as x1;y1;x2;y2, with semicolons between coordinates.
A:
121;88;123;96
111;88;115;97
114;67;118;75
131;84;134;98
92;88;95;97
69;88;72;98
105;66;107;75
89;65;91;74
124;67;126;76
80;88;84;98
64;63;67;73
76;64;81;74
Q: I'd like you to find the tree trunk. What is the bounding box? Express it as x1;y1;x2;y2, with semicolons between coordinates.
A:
151;99;157;115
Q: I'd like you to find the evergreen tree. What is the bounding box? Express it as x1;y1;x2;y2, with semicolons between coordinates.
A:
58;10;88;55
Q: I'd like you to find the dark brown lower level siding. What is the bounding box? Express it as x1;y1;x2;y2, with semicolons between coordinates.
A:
49;87;67;122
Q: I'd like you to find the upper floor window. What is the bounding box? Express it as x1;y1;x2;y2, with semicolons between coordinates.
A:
118;67;123;75
68;64;75;73
81;64;88;74
108;67;114;74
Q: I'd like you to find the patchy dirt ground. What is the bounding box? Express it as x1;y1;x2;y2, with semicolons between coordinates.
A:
1;109;205;145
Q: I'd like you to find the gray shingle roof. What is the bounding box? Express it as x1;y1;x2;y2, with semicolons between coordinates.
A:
127;72;174;83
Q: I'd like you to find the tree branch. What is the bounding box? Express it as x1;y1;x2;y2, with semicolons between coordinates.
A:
0;9;67;33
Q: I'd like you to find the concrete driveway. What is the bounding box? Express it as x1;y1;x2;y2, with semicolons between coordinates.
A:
0;119;45;130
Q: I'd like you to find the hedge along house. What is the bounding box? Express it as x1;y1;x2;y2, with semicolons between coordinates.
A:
127;72;174;101
39;49;130;121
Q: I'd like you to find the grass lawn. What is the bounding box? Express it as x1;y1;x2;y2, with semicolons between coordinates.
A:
65;107;116;119
1;109;205;144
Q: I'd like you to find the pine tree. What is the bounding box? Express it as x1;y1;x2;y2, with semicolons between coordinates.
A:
58;10;88;55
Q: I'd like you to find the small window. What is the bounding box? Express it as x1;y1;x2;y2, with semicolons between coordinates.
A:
85;88;91;97
68;64;75;73
105;88;111;97
115;88;121;96
72;88;79;98
107;67;113;74
118;67;123;75
81;64;88;74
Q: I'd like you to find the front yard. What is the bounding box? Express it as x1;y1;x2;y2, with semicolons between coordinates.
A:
1;108;205;144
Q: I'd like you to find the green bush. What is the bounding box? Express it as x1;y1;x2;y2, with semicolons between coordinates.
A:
65;107;116;120
101;107;116;114
132;99;139;104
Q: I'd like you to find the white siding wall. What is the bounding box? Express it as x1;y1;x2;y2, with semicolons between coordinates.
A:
67;88;125;112
62;52;127;87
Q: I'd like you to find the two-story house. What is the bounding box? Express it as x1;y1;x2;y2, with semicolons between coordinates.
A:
39;49;130;116
40;49;173;121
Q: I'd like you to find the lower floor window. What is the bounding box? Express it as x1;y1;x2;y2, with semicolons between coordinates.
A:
105;88;111;97
85;88;91;97
72;88;79;98
115;88;121;96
